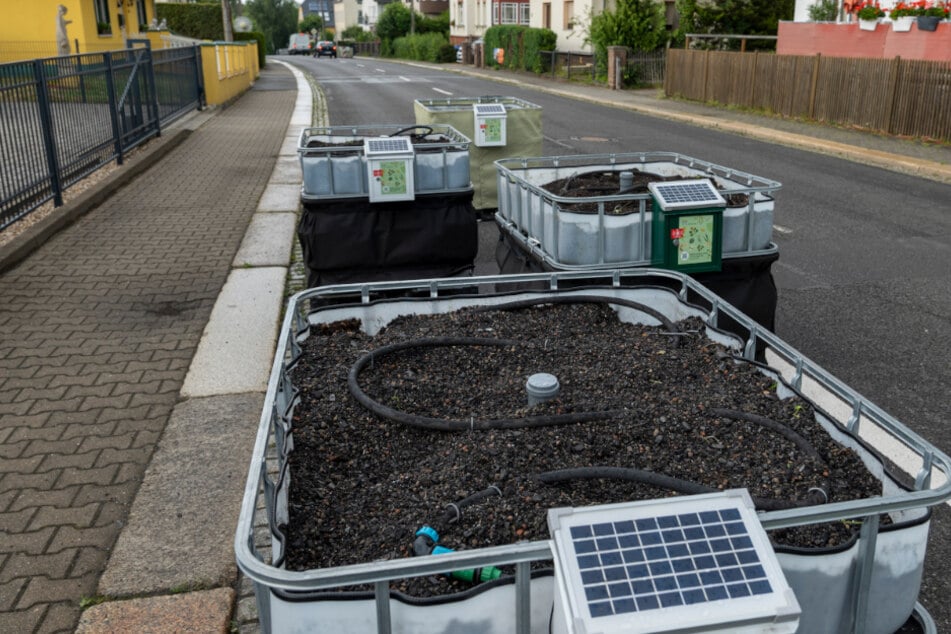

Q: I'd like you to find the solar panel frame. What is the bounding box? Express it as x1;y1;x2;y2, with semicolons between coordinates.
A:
363;136;414;157
548;489;800;634
648;179;727;211
473;103;507;116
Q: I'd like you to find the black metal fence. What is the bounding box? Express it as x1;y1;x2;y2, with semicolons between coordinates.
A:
538;49;666;88
620;50;667;88
0;43;203;231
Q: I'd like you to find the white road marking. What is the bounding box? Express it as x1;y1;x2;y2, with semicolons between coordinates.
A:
545;135;573;149
773;224;793;234
399;76;411;82
432;87;453;95
374;68;386;73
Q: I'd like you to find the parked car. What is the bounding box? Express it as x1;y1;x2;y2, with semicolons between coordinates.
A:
314;41;337;58
288;33;312;55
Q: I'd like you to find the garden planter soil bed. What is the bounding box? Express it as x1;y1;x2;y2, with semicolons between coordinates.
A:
541;170;750;214
283;300;884;596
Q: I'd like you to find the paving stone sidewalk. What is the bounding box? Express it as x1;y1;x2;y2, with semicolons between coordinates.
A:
0;68;296;634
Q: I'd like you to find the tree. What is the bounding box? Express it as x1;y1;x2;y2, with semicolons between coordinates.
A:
222;0;234;42
299;14;323;36
587;0;667;54
674;0;794;49
245;0;299;53
375;2;412;42
585;0;666;77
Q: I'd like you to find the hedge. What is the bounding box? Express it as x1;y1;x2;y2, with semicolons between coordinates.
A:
235;31;267;67
391;32;455;63
156;3;224;41
482;26;556;74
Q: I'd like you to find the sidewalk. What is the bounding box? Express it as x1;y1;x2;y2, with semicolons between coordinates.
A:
0;57;948;634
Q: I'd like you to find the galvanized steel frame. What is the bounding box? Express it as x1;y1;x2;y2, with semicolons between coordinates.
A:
236;270;951;634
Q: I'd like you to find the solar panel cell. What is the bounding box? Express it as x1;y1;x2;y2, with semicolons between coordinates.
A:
549;491;800;632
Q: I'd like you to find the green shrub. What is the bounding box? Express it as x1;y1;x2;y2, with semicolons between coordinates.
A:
156;3;224;40
483;26;556;73
392;32;453;62
235;32;266;67
808;0;838;20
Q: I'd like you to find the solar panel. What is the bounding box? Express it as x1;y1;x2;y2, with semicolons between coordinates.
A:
648;179;726;211
474;103;507;116
548;490;800;634
364;136;414;156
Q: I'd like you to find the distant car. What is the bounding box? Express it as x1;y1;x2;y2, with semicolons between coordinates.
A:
314;41;337;58
287;33;312;55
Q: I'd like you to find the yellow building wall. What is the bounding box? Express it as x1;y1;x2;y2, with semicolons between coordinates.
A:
200;41;260;106
0;0;157;61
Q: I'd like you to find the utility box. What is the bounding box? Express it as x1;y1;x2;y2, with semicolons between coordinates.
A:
473;103;507;147
415;96;543;211
649;179;725;274
364;136;415;203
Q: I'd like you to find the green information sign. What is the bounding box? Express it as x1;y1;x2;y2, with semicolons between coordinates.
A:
379;160;407;195
677;214;714;265
482;118;503;144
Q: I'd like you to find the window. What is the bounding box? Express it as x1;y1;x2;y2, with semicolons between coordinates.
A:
94;0;112;33
543;2;551;28
136;0;148;29
564;0;574;28
494;1;530;25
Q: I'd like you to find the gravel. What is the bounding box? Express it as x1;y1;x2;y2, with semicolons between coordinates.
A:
283;300;886;596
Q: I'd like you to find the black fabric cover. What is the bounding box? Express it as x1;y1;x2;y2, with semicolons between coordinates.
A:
298;191;478;277
495;228;779;336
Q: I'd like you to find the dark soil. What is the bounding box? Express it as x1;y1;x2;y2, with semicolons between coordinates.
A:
542;170;749;214
284;301;885;595
305;132;453;149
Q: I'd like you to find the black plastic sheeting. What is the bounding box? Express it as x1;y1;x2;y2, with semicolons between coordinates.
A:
495;227;779;339
298;190;478;289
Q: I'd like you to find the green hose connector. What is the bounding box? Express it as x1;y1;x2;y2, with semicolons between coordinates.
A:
414;526;504;584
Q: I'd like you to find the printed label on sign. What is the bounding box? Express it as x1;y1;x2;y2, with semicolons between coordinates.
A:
677;214;714;265
378;161;407;195
373;169;383;177
483;118;503;143
670;228;685;239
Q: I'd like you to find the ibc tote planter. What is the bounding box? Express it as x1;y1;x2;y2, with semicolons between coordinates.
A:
296;125;478;290
236;272;950;634
414;96;543;212
494;152;781;333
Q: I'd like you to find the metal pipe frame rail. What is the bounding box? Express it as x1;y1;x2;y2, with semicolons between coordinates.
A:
236;269;951;634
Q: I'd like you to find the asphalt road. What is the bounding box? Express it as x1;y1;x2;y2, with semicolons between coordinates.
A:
287;54;951;631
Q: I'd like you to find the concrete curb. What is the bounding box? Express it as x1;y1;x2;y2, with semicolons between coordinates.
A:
84;61;310;633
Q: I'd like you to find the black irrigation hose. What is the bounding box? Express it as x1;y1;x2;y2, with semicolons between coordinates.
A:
439;485;503;525
389;125;434;139
538;467;829;512
708;408;827;466
469;295;683;347
347;337;623;432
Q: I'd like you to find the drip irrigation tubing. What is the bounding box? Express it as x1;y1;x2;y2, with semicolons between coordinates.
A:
437;485;503;527
538;467;829;512
708;407;827;466
347;337;622;432
469;296;682;346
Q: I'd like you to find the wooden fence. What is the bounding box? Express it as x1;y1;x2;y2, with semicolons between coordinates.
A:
665;49;951;142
